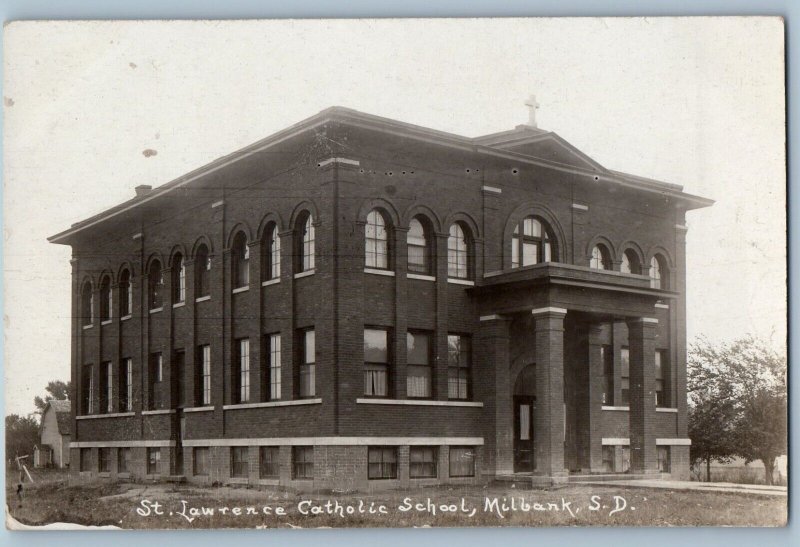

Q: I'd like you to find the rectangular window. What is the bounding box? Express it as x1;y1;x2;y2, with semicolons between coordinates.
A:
98;447;111;473
620;347;630;405
409;446;438;479
292;446;314;479
655;349;669;407
80;448;91;472
407;331;431;398
149;353;163;409
82;364;94;414
268;334;281;400
194;447;210;476
448;446;475;477
657;446;671;473
198;345;211;406
299;330;316;398
259;446;280;478
364;328;389;397
102;361;113;413
120;358;133;412
601;445;615;472
447;335;471;400
147;448;161;475
368;447;398;480
175;350;186;407
230;446;249;478
236;338;250;403
118;447;131;473
601;344;614;405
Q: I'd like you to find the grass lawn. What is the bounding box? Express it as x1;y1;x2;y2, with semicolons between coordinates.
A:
6;471;787;529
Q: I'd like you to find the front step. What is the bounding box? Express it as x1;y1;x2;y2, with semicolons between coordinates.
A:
568;472;662;483
494;472;662;489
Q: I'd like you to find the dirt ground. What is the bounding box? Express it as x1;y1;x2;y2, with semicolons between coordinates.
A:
5;470;787;529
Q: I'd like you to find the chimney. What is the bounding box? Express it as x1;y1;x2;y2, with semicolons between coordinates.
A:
135;185;152;197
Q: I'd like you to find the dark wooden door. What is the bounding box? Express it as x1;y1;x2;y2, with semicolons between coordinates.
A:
513;395;536;472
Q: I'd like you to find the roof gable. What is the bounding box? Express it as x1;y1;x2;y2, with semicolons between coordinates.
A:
42;400;72;436
484;132;607;173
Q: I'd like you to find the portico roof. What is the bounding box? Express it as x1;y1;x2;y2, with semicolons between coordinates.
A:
473;262;674;318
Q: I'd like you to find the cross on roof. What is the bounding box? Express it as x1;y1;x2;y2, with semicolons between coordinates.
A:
524;94;540;128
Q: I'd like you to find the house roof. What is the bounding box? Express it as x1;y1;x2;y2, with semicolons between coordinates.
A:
48;106;713;245
44;399;72;436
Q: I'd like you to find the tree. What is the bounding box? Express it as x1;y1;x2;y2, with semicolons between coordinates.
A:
725;337;787;485
688;336;787;485
688;339;738;480
5;414;40;462
33;380;71;415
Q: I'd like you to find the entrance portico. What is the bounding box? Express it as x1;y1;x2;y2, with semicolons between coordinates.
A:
474;262;673;481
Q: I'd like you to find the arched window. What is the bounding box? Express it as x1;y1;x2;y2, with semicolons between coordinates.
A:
590;244;612;270
232;232;249;288
80;281;93;326
99;275;112;321
148;260;164;310
365;209;390;270
296;213;315;273
407;216;432;275
650;255;668;289
119;269;132;317
620;249;642;274
172;253;185;303
511;216;556;268
196;244;211;298
263;223;280;281
447;222;471;279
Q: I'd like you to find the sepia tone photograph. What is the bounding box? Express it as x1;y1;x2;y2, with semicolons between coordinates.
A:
2;17;787;530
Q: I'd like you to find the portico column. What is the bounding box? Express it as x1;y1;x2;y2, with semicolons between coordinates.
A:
626;317;659;474
587;324;605;472
532;307;567;478
477;315;512;475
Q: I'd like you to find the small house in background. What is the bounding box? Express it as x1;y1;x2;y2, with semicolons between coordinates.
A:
37;400;72;468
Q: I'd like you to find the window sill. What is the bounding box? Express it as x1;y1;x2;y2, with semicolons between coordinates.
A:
149;307;163;314
655;303;670;309
226;477;249;485
407;273;435;282
117;473;131;479
356;398;483;408
121;314;132;321
364;268;395;277
261;278;280;287
293;270;315;279
98;472;111;477
76;412;135;420
142;409;175;415
223;399;322;410
601;405;629;411
173;301;185;309
447;278;475;286
101;319;113;326
82;324;93;330
195;295;211;303
232;286;249;294
258;478;280;486
184;406;215;413
656;407;678;413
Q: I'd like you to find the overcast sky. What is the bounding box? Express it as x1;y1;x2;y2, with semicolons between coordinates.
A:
3;18;785;416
